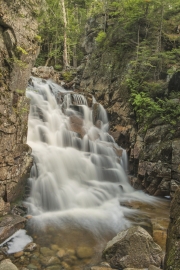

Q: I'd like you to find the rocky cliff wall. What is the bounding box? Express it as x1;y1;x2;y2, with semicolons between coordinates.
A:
165;186;180;269
0;0;41;215
78;16;180;198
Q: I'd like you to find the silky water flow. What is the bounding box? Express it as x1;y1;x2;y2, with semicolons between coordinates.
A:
3;77;170;268
24;77;156;237
0;76;170;270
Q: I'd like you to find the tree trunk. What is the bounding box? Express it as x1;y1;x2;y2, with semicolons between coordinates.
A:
73;45;77;68
61;0;69;69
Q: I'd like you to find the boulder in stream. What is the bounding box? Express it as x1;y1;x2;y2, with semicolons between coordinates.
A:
0;259;18;270
102;226;162;269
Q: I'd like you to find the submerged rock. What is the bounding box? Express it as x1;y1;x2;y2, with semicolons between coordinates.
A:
76;246;93;259
102;226;162;269
0;259;18;270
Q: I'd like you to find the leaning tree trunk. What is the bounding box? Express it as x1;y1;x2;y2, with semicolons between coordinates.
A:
61;0;69;69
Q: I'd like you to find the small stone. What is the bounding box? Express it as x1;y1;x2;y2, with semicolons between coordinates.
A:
56;248;66;259
100;262;111;267
46;266;63;270
76;246;93;259
124;268;147;270
24;242;37;252
61;261;70;269
14;251;24;258
91;267;115;270
50;245;59;251
66;249;75;256
27;264;38;270
40;247;54;256
40;255;60;267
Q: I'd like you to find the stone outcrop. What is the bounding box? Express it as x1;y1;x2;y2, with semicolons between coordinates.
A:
102;226;162;269
0;215;26;243
78;15;180;197
164;187;180;270
0;0;41;215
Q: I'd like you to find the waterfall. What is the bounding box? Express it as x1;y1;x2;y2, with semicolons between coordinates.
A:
25;77;153;236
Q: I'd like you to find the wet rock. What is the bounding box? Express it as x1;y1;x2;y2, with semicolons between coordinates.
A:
153;230;167;251
123;268;147;270
102;226;162;269
40;247;54;256
66;249;75;256
91;267;115;270
0;259;18;270
56;248;66;259
76;246;93;259
24;243;37;252
46;266;63;270
27;264;38;270
0;215;26;243
40;255;60;267
50;245;59;251
14;251;24;258
69;115;85;138
30;253;40;265
61;261;71;269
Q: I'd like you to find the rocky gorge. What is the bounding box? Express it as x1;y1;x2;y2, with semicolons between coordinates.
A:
0;1;180;270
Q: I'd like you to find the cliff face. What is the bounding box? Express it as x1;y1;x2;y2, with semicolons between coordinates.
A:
165;187;180;269
0;0;41;214
78;15;180;198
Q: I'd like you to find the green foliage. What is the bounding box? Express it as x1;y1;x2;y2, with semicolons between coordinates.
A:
95;31;106;44
54;64;62;71
61;71;74;82
16;46;28;55
34;35;42;43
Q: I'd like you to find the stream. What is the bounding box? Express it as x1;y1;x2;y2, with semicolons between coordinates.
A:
5;77;170;269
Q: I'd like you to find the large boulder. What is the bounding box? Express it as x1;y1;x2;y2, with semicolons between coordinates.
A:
102;226;162;269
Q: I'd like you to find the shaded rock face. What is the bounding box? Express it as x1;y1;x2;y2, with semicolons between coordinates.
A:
79;16;180;197
0;0;41;213
102;226;162;269
168;71;180;93
164;187;180;270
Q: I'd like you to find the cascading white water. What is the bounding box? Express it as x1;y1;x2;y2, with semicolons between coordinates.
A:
25;77;154;235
